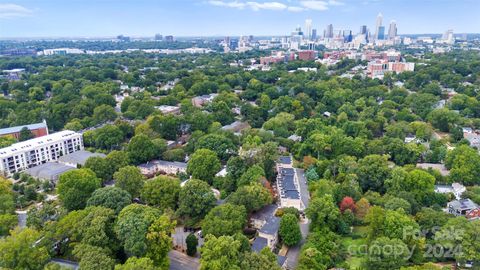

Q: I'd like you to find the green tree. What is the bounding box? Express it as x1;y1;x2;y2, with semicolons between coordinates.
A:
115;204;162;257
0;228;50;270
87;187;132;214
115;257;157;270
0;136;16;148
240;248;281;270
187;149;221;184
114;166;145;198
93;104;117;124
94;125;124;149
19;127;34;141
127;134;159;164
141;176;181;210
195;133;238;161
73;244;115;270
0;214;17;236
27;201;65;230
298;247;327;270
186;233;198;256
384;197;412;214
0;177;15;214
200;235;241;270
52;206;118;253
57;169;101;211
177;179;216;225
202;203;247;237
427;108;459;132
279;213;302;246
306;194;340;231
146;214;176;268
445;145;480;185
105;150;130;173
298;228;343;269
84;156;112;182
305;167;319;182
227;182;272;213
356;154;390;193
365;237;409;270
149;114;181;141
237;165;265;187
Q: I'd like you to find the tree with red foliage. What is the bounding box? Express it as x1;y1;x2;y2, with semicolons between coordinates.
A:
339;196;356;213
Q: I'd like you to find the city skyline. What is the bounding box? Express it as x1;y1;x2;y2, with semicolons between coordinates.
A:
0;0;478;38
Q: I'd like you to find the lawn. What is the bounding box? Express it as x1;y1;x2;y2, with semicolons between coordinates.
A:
341;226;369;270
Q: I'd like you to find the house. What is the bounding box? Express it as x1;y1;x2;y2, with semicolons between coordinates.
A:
0;120;48;140
405;135;421;144
250;204;278;229
277;156;293;169
191;94;218;107
221;121;250;134
277;168;302;210
58;150;106;167
463;132;480;149
416;163;450;176
138;160;187;177
434;183;466;200
287;134;302;142
257;214;280;250
447;199;479;219
155;105;181;115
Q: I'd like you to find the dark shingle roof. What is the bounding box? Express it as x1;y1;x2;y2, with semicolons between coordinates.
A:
259;216;280;235
278;156;292;165
252;237;268;252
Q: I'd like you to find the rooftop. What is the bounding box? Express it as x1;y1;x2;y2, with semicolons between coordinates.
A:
24;162;75;181
221;121;250;132
0;121;47;136
278;156;292;165
277;255;287;266
251;237;268;252
259;215;280;235
449;199;478;210
251;204;278;221
0;131;80;158
58;150;106;166
138;160;187;169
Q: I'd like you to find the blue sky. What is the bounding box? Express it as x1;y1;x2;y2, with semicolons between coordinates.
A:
0;0;478;37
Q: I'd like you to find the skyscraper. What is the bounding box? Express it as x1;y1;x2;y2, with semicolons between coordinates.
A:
325;24;334;38
388;20;397;40
360;25;367;35
378;26;385;40
374;13;383;40
305;19;312;40
311;29;317;40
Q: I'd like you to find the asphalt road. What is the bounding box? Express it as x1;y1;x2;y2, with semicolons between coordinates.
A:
296;168;310;209
169;250;200;270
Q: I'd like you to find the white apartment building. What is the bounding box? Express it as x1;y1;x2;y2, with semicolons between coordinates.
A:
0;131;83;176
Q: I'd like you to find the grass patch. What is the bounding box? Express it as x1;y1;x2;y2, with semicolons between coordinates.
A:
341;226;369;270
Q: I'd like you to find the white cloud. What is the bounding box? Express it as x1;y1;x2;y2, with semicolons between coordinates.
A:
246;1;288;11
287;6;305;12
208;0;247;8
299;0;329;10
328;0;345;6
0;3;33;19
208;0;344;12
